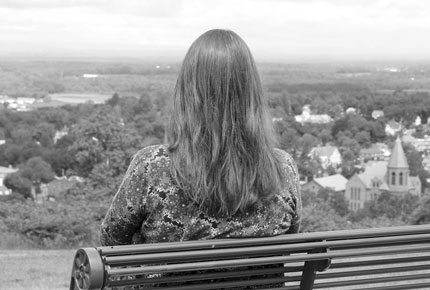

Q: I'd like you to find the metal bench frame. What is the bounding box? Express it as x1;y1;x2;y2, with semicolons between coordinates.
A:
70;224;430;290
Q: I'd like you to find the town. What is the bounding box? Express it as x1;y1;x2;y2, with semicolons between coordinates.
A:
0;60;430;249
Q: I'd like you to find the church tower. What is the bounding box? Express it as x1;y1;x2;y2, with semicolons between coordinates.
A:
387;136;409;193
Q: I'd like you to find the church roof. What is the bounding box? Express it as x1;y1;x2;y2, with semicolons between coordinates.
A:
357;161;388;189
388;137;409;169
313;174;348;192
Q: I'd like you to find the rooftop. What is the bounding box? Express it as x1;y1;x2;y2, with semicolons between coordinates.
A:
313;174;348;192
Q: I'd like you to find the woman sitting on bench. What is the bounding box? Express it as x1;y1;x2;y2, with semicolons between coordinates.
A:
100;29;301;249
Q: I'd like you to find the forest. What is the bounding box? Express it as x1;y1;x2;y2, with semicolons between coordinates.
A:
0;60;430;249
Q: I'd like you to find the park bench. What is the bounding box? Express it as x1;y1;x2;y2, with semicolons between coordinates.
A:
70;224;430;290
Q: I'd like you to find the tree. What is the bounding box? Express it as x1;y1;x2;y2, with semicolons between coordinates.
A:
20;157;55;194
106;92;120;107
3;172;32;199
68;112;142;178
403;142;429;191
411;196;430;225
317;188;349;217
354;131;371;147
360;192;419;222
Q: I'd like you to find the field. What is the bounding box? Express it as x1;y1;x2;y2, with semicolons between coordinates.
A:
48;93;113;104
0;250;75;290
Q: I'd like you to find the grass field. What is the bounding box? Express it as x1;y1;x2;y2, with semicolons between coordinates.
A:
0;250;75;290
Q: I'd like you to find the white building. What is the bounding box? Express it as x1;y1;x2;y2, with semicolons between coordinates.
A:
295;105;333;125
309;145;342;169
0;166;18;195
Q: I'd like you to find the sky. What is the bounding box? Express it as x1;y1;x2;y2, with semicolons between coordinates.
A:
0;0;429;62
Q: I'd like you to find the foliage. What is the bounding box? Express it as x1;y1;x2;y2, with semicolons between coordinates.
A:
300;201;349;232
354;192;420;223
0;198;100;248
410;195;430;225
3;173;32;199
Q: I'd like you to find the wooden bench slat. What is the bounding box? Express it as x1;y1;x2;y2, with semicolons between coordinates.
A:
99;224;430;256
109;276;292;290
313;273;430;289
316;264;430;279
348;282;430;290
330;254;430;269
107;244;430;276
107;267;293;287
104;234;430;267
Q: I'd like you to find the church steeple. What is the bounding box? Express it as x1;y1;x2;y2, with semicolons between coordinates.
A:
387;136;409;193
388;136;409;169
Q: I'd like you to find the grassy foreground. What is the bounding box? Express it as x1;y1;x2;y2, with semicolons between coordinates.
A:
0;249;76;290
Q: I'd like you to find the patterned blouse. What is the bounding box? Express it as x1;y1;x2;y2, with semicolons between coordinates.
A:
100;144;301;246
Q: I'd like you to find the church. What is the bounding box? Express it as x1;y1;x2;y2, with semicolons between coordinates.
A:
345;137;422;211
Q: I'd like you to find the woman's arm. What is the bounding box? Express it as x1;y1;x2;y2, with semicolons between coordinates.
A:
275;149;302;234
100;151;148;246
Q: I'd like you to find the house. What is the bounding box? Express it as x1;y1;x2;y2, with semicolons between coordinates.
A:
414;116;422;126
0;185;12;195
385;120;402;136
302;174;348;196
360;144;387;161
346;107;357;114
423;156;430;172
53;127;69;144
0;166;18;195
271;117;283;122
294;105;333;125
308;145;342;169
371;110;384;120
345;137;421;211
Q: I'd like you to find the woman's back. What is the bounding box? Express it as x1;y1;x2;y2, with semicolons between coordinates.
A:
101;144;300;246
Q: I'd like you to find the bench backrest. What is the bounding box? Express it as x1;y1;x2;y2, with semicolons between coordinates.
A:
70;224;430;290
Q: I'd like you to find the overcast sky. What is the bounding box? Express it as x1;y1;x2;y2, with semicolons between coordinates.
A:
0;0;429;62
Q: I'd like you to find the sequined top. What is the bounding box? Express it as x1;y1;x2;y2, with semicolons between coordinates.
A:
100;144;301;246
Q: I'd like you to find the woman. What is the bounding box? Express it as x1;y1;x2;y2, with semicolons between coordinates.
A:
100;29;301;247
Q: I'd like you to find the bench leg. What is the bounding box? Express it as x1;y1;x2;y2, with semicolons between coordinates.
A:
299;260;318;290
299;247;331;290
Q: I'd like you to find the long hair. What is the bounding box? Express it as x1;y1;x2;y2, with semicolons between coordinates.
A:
168;29;283;216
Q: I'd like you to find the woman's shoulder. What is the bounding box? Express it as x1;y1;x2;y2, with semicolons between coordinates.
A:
273;148;299;178
133;144;170;162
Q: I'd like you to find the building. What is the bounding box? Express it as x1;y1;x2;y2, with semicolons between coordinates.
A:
302;174;348;196
346;107;357;114
53;127;69;144
294;105;333;125
360;145;385;161
308;145;342;169
345;137;421;211
0;166;18;195
371;110;384;120
385;120;402;136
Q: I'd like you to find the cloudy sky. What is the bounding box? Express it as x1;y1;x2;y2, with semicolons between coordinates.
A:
0;0;429;62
